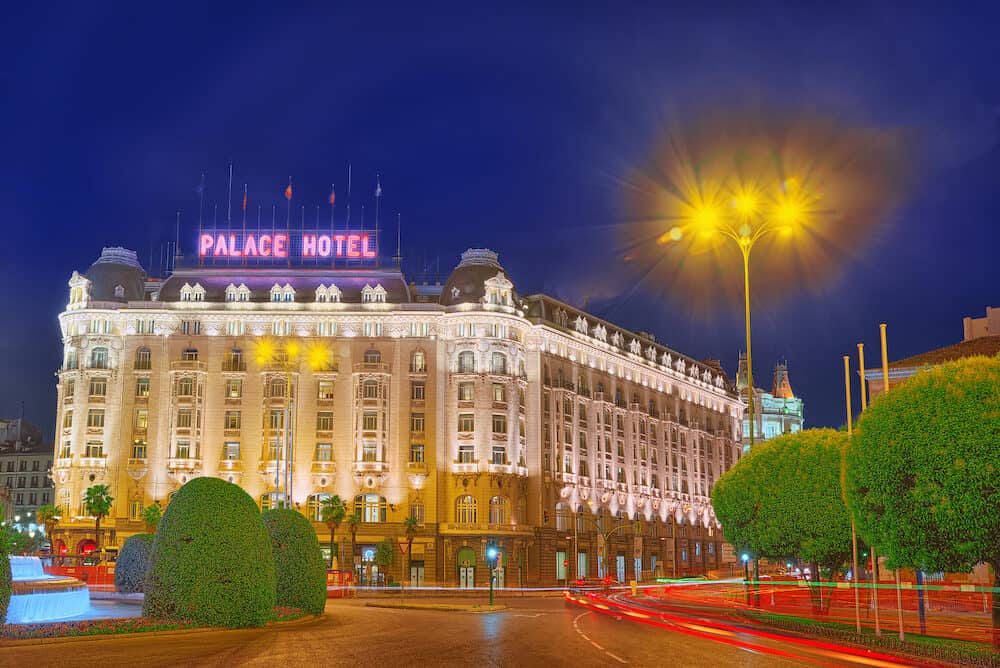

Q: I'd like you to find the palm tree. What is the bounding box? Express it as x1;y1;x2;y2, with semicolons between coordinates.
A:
83;484;114;552
319;495;346;567
35;503;63;551
403;515;419;587
347;513;360;570
142;503;162;533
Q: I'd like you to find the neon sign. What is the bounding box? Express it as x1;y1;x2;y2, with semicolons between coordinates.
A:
198;231;377;260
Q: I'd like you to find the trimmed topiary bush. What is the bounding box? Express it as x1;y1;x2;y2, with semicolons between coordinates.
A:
261;509;326;615
143;477;276;628
1;549;10;624
115;534;155;593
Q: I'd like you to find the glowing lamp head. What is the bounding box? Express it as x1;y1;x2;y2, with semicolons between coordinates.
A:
691;204;719;232
741;553;749;563
487;547;498;560
732;189;758;217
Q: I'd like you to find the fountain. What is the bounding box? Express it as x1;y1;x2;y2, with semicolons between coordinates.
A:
6;555;90;623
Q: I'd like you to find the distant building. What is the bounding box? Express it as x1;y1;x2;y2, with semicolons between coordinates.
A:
865;333;1000;399
962;306;1000;341
736;354;804;449
0;418;54;531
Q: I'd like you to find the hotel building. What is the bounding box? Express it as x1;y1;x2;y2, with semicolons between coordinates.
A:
51;244;744;585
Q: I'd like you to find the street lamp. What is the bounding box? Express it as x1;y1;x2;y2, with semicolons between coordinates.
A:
741;553;751;605
665;180;811;448
486;545;498;606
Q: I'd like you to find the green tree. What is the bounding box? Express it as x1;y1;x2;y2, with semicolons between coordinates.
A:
83;484;114;552
142;503;162;533
403;515;419;586
115;534;154;593
319;495;346;567
35;504;63;546
844;355;1000;646
346;513;360;567
374;540;394;585
714;429;853;609
261;509;327;614
144;477;276;628
0;502;13;621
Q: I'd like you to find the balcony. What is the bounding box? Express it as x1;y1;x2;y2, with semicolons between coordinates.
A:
78;456;108;469
311;460;335;473
222;361;247;372
353;362;390;374
170;360;207;372
451;460;479;474
407;461;428;474
408;364;427;374
167;457;202;470
353;461;388;473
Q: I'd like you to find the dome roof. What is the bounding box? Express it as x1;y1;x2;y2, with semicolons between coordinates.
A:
84;247;146;302
440;249;517;307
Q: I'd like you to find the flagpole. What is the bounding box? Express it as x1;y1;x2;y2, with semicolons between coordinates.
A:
227;161;233;226
375;174;382;267
197;173;205;267
285;177;292;268
241;183;248;266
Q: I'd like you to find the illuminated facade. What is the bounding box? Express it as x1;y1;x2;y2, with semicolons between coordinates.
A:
52;245;744;584
736;354;804;449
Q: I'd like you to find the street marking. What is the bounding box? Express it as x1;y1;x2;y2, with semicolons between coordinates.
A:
573;610;628;665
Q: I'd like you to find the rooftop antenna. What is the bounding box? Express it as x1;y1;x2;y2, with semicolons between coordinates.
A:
284;177;292;268
346;162;352;229
241;183;248;265
213;202;218;226
226;161;233;225
159;243;165;277
148;242;153;276
174;211;181;272
394;212;402;268
315;204;320;227
374;174;382;267
196;172;205;266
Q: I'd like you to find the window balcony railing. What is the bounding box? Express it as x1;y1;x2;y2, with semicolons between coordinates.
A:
353;460;388;473
170;360;207;372
167;457;202;470
222;361;247;372
353;362;390;374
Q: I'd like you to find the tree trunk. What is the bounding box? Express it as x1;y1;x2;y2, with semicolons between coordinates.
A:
95;516;102;552
329;527;336;568
809;561;822;613
992;561;1000;650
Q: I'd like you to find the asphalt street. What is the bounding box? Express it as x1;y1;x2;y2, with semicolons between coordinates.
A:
0;597;811;668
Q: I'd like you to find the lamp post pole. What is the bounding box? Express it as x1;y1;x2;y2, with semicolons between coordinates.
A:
858;342;881;637
740;240;756;449
844;355;862;634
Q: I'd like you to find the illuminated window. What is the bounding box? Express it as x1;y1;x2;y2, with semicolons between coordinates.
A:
226;378;242;399
134;409;148;430
85;441;104;458
363;349;382;364
269;377;286;398
409;443;424;463
62;410;73;429
491;353;507;374
362;321;382;337
177;378;194;396
224;441;241;460
361;284;387;303
355;494;387;522
458;414;474;433
492;383;506;403
260;492;286;511
489;496;510;524
361;440;377;462
176;409;193;428
90;347;109;369
59;441;71;459
458;443;474;463
457;351;475;373
410;381;425;401
409;321;429;337
316;412;334;431
314;442;333;462
491;414;507;436
64;348;78;370
458;382;474;402
88;377;107;397
306;493;330;521
135;377;150;397
318;380;335;400
491;444;507;465
131;439;147;459
362;379;379;399
410;350;426;372
269;410;284;430
455;495;477;523
555;503;570;531
223;348;244;371
224;410;241;430
87;409;105;428
226;321;246;336
362;412;378;431
175;440;192;459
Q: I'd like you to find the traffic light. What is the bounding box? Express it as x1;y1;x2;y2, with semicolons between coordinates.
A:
486;541;498;567
543;510;550;525
563;559;569;569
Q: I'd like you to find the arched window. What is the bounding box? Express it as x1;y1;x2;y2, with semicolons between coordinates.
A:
90;347;109;369
489;496;510;524
490;352;507;374
411;350;426;373
555;502;571;531
181;348;199;361
456;495;478;524
457;351;475;373
134;347;151;370
354;493;387;523
223;348;243;371
363;349;381;364
269;377;287;398
307;493;331;522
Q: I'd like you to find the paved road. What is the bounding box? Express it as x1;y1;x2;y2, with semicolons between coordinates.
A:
0;597;807;668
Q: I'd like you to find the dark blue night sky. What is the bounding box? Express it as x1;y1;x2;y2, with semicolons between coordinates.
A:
2;3;999;438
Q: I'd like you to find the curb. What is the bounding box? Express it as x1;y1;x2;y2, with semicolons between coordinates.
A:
0;613;324;647
364;602;507;614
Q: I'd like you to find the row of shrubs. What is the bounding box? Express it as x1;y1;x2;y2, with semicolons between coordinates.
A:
115;477;326;627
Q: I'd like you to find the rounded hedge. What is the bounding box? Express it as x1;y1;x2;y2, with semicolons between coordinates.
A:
261;509;327;615
115;533;155;593
143;477;276;627
1;549;10;623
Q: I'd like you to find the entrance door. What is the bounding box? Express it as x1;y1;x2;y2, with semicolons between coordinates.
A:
495;567;505;589
457;546;477;589
410;560;425;587
616;555;626;583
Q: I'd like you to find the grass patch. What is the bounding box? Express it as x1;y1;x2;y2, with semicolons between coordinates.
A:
738;609;999;667
2;607;309;641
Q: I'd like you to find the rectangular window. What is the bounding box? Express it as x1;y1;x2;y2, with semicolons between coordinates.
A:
312;442;332;462
88;377;107;397
363;382;379;399
134;409;149;430
177;378;194;396
492;414;507;435
492;383;506;403
131;439;147;459
410;381;425;401
362;440;378;462
458;382;474;402
85;441;104;458
226;378;243;399
63;378;75;400
224;441;241;460
409;443;425;463
269;410;284;430
135;377;150;397
59;441;71;459
87;409;105;428
409;503;425;523
224;410;241;430
181;320;201;335
175;440;191;459
136;319;154;335
362;412;378;431
62;410;73;429
410;413;425;433
129;500;142;521
458;413;475;432
363;321;383;337
458;443;475;463
176;409;193;429
316;412;334;431
317;380;335;400
491;444;507;465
